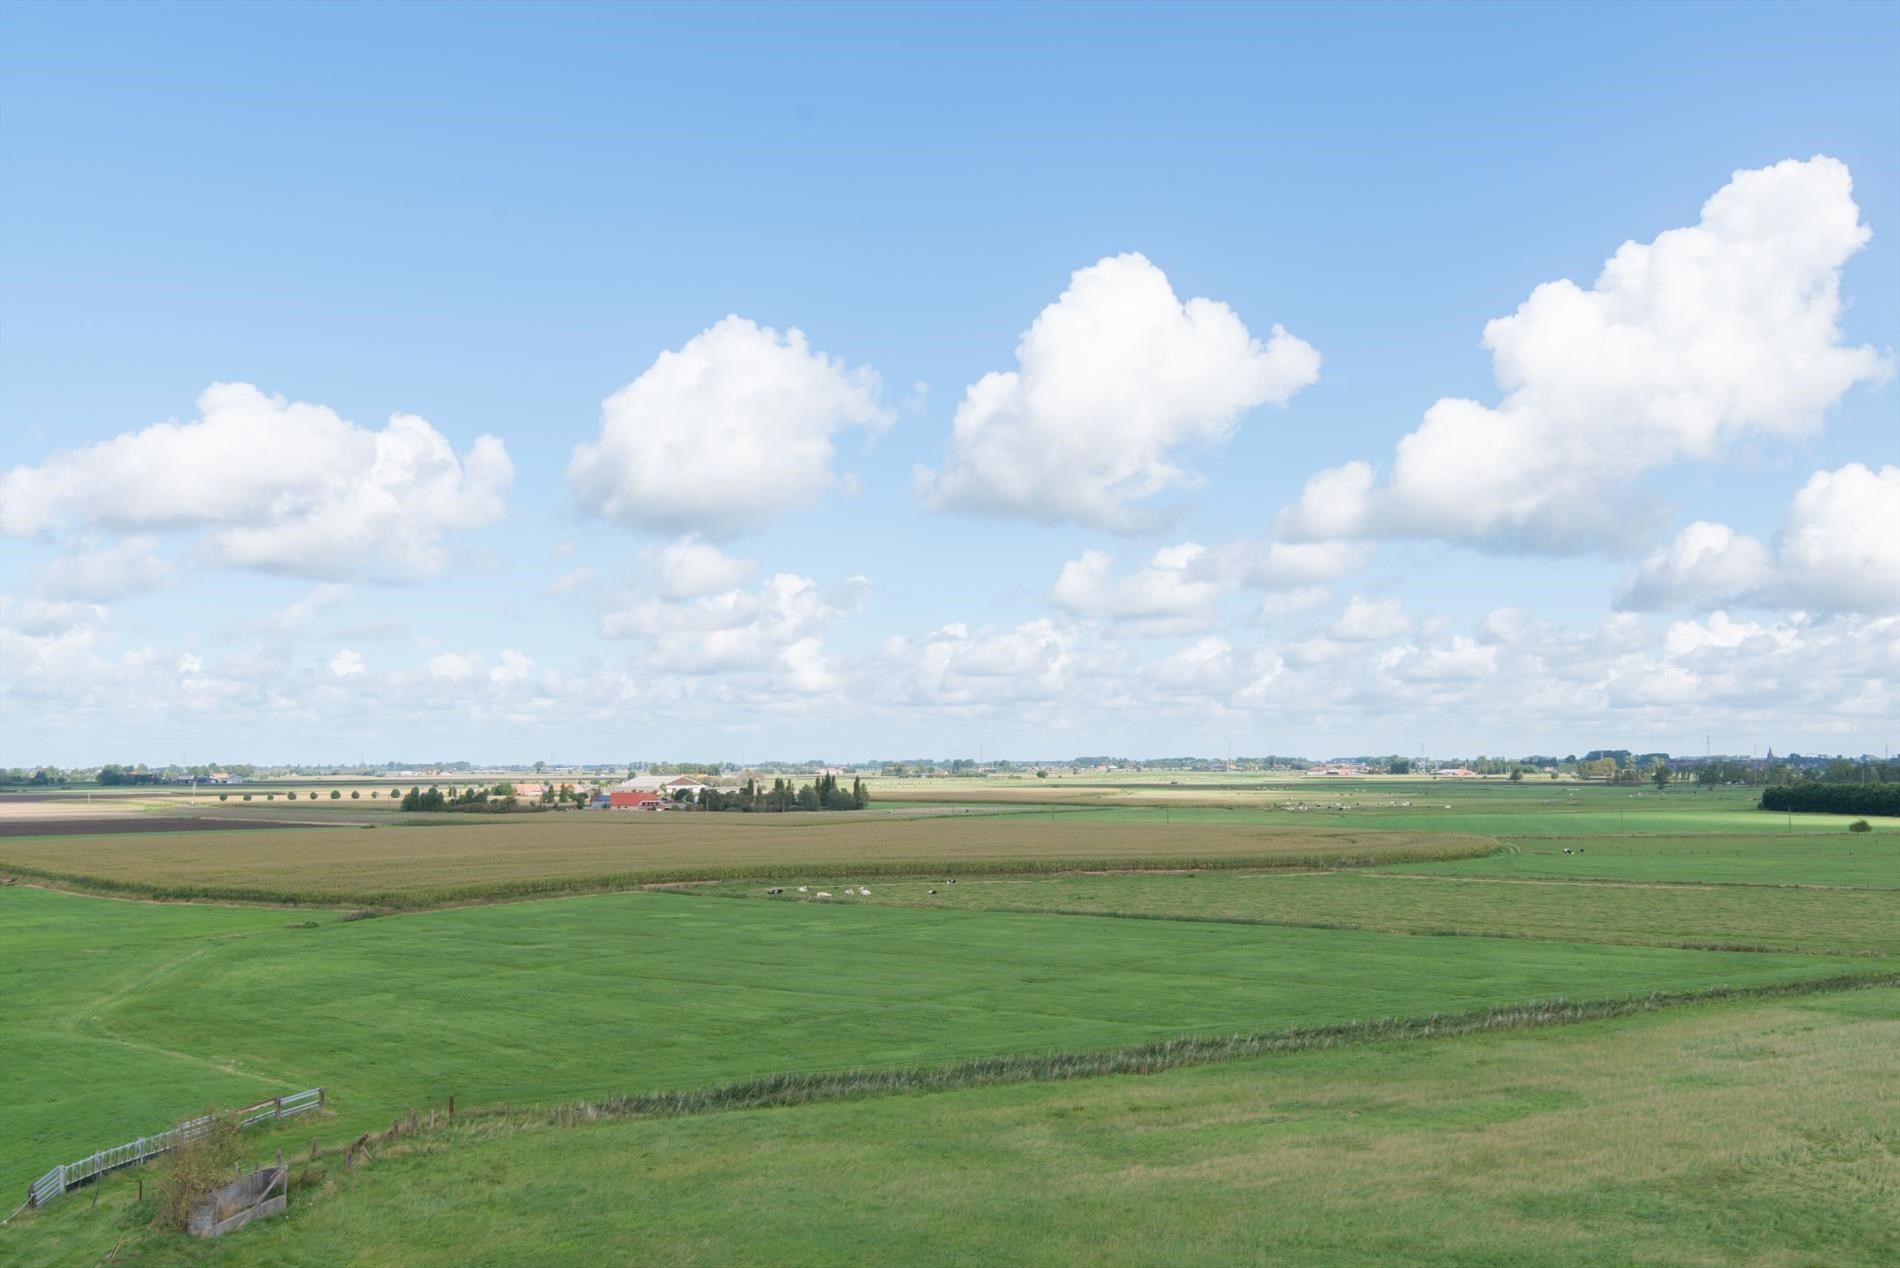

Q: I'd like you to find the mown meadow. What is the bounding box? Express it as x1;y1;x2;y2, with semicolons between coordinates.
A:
1;775;1894;1264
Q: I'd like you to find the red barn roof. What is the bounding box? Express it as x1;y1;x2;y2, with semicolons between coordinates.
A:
608;791;661;809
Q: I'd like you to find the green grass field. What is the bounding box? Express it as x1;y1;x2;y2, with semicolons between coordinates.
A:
1378;832;1900;887
15;987;1897;1267
3;778;1896;1264
728;865;1900;954
10;883;1882;1196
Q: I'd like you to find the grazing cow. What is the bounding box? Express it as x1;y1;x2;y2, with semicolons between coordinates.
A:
928;889;937;895
767;887;784;895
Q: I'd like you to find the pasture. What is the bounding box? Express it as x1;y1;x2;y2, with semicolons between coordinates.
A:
2;776;1895;1264
15;987;1897;1267
726;865;1900;955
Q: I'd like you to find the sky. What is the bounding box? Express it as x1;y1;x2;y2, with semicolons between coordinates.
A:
1;0;1896;767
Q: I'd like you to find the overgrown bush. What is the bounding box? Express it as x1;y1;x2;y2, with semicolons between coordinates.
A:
154;1110;239;1232
1848;819;1873;833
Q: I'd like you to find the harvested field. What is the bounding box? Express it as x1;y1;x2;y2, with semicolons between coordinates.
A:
0;816;309;837
0;817;1496;908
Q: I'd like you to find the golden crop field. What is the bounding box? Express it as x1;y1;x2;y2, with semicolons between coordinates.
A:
0;813;1495;908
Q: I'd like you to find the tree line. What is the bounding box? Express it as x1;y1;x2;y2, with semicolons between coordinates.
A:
690;774;868;813
1759;783;1900;817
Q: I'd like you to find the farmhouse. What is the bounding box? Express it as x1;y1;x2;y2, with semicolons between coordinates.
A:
595;790;663;810
614;775;712;801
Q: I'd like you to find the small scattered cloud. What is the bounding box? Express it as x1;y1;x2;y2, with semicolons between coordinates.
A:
1330;596;1410;642
656;538;755;599
32;536;174;602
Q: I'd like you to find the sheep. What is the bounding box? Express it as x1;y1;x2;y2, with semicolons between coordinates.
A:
815;891;832;900
927;889;937;895
797;886;809;893
858;887;871;896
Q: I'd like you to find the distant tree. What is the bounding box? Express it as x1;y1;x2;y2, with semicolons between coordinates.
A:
1036;769;1048;779
242;793;252;801
331;789;342;799
350;790;361;799
1389;759;1411;775
1652;764;1672;792
218;792;229;801
1508;769;1523;783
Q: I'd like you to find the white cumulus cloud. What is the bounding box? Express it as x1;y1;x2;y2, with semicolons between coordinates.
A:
919;253;1320;530
0;383;513;579
569;316;889;537
1620;463;1900;613
1279;156;1889;551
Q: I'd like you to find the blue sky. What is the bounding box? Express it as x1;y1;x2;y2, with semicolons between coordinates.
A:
1;1;1895;765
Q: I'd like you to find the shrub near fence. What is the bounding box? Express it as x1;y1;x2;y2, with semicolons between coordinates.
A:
25;1088;322;1210
1759;784;1900;818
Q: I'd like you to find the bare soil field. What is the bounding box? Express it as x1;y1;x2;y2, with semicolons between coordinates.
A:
0;816;313;837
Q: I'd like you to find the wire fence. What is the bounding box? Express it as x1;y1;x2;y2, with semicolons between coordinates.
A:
25;1088;322;1210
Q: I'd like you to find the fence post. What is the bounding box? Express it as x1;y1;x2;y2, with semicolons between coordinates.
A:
318;1088;326;1109
274;1097;284;1118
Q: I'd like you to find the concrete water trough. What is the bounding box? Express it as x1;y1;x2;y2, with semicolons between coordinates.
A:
187;1165;288;1238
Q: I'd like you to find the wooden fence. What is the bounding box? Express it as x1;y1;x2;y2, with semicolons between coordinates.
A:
26;1088;323;1210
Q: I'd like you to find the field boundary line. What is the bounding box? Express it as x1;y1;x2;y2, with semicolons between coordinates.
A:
1367;870;1897;894
489;972;1898;1130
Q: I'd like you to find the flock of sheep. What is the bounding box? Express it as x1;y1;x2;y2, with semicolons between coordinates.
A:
765;879;961;901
